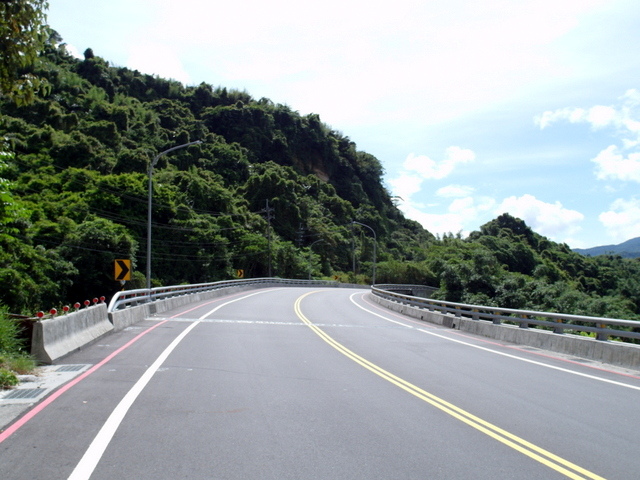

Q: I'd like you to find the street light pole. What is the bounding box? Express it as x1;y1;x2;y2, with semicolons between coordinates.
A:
146;140;202;290
308;239;324;280
352;221;377;285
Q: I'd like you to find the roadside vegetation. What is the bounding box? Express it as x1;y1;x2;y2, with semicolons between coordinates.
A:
0;306;36;388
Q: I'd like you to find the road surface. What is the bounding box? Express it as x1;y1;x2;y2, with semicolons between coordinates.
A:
1;286;640;479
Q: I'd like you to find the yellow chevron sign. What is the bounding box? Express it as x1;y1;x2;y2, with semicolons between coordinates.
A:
114;259;131;281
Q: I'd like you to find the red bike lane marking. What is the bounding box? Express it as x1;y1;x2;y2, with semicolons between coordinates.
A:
0;293;247;444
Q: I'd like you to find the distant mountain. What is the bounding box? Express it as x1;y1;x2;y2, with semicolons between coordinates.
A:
574;237;640;258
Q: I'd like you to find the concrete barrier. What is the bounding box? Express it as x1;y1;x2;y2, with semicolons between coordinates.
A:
29;282;355;363
31;304;113;364
370;294;640;369
108;283;265;331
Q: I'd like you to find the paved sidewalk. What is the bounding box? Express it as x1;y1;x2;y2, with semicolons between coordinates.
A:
0;364;90;431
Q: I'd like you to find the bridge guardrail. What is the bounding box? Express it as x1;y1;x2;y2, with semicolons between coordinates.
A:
108;278;341;313
371;286;640;343
374;284;438;298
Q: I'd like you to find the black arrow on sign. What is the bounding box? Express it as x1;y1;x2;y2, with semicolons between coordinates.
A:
115;259;131;281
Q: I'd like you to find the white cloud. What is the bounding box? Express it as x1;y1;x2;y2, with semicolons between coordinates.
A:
123;0;615;127
592;145;640;182
388;146;489;237
401;147;475;181
535;88;640;189
495;194;584;241
48;0;619;130
535;89;640;135
398;204;467;237
449;197;475;216
387;174;424;203
450;195;495;218
388;147;478;236
64;43;84;60
535;107;587;129
587;105;618;128
436;185;475;198
126;43;191;85
393;191;495;238
599;198;640;242
534;104;621;130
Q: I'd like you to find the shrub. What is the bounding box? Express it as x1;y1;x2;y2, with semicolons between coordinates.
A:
0;306;24;354
0;367;18;389
0;305;36;388
2;354;36;375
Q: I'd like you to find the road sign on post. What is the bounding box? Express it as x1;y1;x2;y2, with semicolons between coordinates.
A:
114;259;131;281
236;269;244;278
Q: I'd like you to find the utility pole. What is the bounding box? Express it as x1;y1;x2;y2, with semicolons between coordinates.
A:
263;199;275;277
297;223;305;247
352;221;377;285
351;221;356;274
147;140;202;290
308;239;324;280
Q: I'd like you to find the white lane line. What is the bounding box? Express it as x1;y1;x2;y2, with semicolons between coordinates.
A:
67;289;271;480
349;292;640;392
163;317;412;328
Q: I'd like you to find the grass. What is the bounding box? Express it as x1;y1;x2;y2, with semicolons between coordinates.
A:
0;353;36;375
0;367;19;388
0;306;37;389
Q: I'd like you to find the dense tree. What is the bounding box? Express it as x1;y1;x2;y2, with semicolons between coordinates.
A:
0;0;50;105
59;218;137;300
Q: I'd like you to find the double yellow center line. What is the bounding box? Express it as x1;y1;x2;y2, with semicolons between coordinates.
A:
294;292;605;480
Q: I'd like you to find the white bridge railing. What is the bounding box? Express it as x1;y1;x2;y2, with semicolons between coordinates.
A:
110;280;640;343
371;285;640;343
108;278;342;312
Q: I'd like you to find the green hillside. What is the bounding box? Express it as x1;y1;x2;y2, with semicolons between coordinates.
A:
0;33;432;311
1;27;640;333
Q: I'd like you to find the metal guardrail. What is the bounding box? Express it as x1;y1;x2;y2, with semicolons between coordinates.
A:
107;278;341;312
111;280;640;342
374;284;438;297
371;286;640;342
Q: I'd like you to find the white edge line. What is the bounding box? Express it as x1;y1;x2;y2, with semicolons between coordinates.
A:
68;289;272;480
349;292;640;392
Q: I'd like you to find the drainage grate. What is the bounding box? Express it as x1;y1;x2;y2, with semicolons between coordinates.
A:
56;365;86;372
3;388;43;400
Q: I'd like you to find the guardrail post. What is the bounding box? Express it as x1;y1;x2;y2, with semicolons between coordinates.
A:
553;318;564;334
518;314;528;329
596;324;608;341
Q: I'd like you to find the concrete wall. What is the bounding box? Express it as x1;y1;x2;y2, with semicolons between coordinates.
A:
31;304;113;364
371;294;640;370
29;285;266;363
31;281;331;363
108;283;266;331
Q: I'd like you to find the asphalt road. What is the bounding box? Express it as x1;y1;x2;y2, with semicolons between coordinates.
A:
2;286;640;479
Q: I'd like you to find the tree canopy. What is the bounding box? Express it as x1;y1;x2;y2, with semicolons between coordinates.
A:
0;0;50;105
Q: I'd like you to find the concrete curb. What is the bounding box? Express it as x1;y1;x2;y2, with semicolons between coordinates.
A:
370;294;640;370
31;304;113;364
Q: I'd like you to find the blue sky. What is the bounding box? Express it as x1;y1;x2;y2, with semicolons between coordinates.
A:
46;0;640;248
